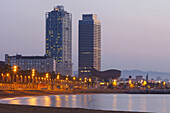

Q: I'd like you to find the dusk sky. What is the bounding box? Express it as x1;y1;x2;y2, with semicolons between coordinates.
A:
1;0;170;72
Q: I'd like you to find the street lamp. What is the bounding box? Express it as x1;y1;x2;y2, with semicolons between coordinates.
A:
79;78;82;88
20;75;23;83
73;77;76;81
32;69;35;83
89;78;91;82
113;79;117;86
13;65;17;83
46;73;49;84
1;73;3;82
32;69;35;77
13;65;17;72
28;76;30;83
7;73;9;82
57;74;60;80
66;77;68;81
84;78;87;83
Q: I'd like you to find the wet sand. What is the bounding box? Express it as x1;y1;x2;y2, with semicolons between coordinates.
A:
0;103;148;113
0;89;125;98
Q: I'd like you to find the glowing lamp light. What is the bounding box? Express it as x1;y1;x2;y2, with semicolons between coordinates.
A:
73;77;76;81
57;75;60;80
7;73;9;77
130;84;135;88
113;79;117;86
46;73;49;78
13;65;17;72
89;78;91;82
100;82;105;85
32;69;35;76
129;79;132;84
79;78;82;81
84;78;87;83
142;81;147;86
66;77;68;81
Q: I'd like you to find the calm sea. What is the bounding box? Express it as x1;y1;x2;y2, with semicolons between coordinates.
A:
0;94;169;113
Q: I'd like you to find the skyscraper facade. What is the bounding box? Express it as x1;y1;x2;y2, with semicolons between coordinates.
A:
46;5;72;76
78;14;101;78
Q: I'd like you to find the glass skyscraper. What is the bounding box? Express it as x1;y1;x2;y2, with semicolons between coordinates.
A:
46;5;72;76
78;14;101;78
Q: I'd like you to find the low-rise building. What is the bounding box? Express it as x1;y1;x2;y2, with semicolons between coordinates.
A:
5;54;56;73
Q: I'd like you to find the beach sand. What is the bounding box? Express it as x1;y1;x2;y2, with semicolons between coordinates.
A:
0;103;148;113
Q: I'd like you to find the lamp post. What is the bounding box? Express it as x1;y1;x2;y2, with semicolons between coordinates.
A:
84;78;87;88
32;69;35;83
57;74;60;84
79;78;82;88
6;73;9;82
73;77;76;87
46;73;49;84
1;73;3;82
89;78;91;88
13;65;17;83
20;75;23;83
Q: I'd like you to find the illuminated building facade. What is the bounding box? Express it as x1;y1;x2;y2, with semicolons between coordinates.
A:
78;14;101;78
5;54;56;73
46;5;73;76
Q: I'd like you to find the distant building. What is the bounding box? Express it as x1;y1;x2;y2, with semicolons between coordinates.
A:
78;14;101;78
5;54;56;73
91;68;121;82
46;5;73;76
135;75;143;82
0;61;5;66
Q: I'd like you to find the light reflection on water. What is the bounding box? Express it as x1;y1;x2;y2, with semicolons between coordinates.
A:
0;94;169;113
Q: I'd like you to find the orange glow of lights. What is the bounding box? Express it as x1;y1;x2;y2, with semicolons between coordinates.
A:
100;82;105;85
73;77;76;81
46;73;49;78
66;77;68;81
13;65;17;72
79;78;82;81
130;84;135;88
142;81;147;86
113;79;117;86
89;78;91;82
84;78;87;82
32;69;35;77
7;73;9;77
129;79;132;84
57;75;60;80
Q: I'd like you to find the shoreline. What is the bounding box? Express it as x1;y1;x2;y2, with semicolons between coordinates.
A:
0;89;151;113
0;89;169;99
0;103;149;113
0;89;126;99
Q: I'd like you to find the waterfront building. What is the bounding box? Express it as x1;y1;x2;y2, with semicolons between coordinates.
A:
5;54;56;73
0;61;5;67
78;14;101;78
46;5;73;76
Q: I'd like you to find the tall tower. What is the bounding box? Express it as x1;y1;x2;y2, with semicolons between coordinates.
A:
78;14;101;78
46;5;72;76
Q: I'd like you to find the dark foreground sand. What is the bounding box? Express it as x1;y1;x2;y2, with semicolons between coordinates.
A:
0;103;148;113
